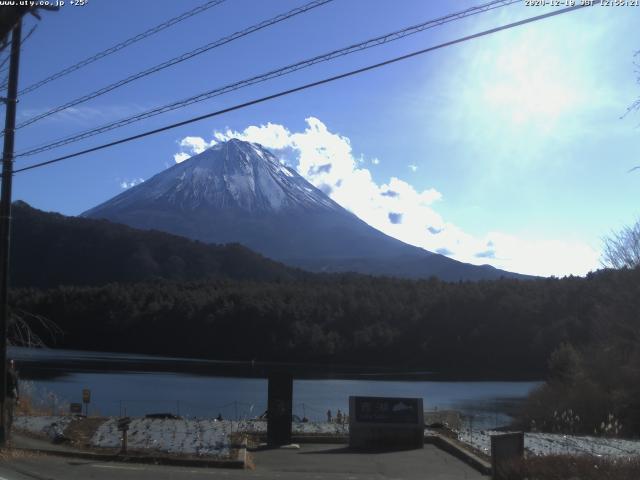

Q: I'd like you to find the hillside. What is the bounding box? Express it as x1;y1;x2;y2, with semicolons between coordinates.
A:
10;201;304;288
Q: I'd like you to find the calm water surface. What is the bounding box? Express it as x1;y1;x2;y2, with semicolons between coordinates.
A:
10;347;541;429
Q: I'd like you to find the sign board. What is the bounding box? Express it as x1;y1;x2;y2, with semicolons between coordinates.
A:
82;389;91;404
70;403;82;414
354;397;421;424
491;432;524;480
267;374;293;446
349;396;424;450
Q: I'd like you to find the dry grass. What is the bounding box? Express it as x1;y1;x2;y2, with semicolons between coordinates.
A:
244;451;256;470
14;395;50;417
498;455;640;480
0;447;41;461
63;417;107;449
15;380;73;417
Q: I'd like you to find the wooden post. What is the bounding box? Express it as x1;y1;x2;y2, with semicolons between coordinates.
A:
122;428;128;453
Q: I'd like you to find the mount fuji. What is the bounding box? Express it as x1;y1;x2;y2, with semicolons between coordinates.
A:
83;139;529;281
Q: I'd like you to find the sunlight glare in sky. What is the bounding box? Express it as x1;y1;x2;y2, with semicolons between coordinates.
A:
478;28;584;133
484;48;578;126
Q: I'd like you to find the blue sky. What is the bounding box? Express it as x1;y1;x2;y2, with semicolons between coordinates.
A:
5;0;639;276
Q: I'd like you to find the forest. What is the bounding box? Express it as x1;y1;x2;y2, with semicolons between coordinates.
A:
10;267;639;377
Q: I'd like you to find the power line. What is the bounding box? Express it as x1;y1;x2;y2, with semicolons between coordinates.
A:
0;54;11;75
17;0;227;97
0;24;37;88
1;24;37;65
13;0;336;131
15;0;519;158
14;0;515;153
13;1;599;175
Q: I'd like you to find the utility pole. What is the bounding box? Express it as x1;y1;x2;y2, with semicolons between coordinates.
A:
0;18;21;447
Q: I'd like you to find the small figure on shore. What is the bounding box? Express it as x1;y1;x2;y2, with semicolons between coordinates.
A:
336;409;343;424
327;409;332;423
216;413;223;421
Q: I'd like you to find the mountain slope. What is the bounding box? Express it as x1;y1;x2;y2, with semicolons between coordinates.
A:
83;139;423;260
83;139;532;281
10;201;304;288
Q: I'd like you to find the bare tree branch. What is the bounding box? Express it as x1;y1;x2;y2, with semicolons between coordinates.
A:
7;308;63;348
601;218;640;269
622;50;640;118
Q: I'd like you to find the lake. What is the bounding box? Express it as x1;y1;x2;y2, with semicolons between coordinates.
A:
9;347;541;429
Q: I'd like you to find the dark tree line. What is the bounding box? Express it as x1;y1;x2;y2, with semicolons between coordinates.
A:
10;267;640;380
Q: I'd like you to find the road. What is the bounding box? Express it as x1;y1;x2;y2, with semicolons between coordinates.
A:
0;444;485;479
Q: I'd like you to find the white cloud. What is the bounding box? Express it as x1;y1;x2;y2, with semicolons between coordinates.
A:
216;122;292;150
408;164;418;172
371;158;380;165
173;152;190;163
174;118;599;277
477;232;600;278
120;178;144;189
180;136;210;154
173;136;218;163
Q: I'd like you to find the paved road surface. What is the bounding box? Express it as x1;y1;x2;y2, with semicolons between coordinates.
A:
0;444;485;479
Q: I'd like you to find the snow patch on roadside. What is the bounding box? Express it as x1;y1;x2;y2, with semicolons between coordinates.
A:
25;415;640;460
458;430;640;458
14;415;350;457
235;420;348;435
92;418;232;457
14;415;75;440
91;418;350;455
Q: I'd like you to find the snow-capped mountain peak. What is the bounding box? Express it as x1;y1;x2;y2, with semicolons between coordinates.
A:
82;139;530;281
94;139;341;214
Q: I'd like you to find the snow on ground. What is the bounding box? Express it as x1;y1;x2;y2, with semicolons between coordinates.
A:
457;430;640;458
92;418;233;457
236;420;348;435
14;415;76;440
15;415;349;457
293;421;348;435
91;419;348;456
20;415;640;460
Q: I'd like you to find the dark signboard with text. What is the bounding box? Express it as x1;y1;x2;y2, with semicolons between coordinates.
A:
349;396;424;449
354;396;420;424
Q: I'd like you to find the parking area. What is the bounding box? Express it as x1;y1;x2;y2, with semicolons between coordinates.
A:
250;443;486;479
